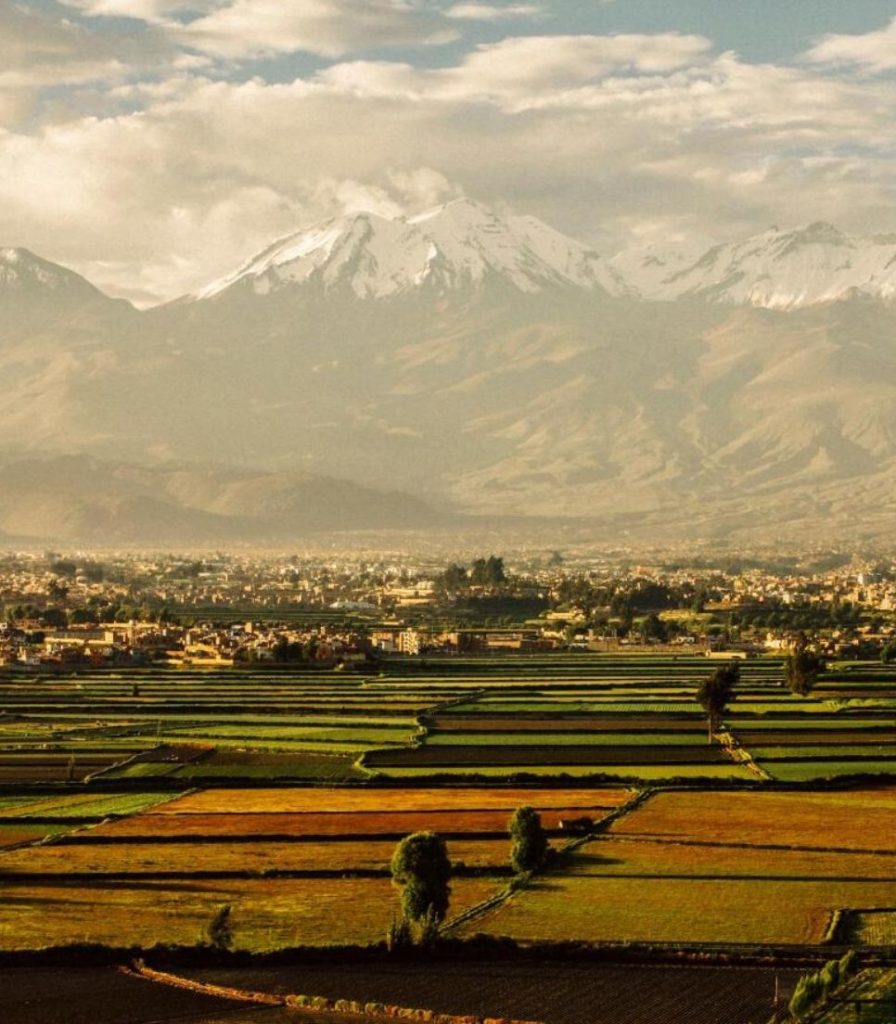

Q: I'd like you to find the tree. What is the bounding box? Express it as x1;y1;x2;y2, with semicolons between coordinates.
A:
207;904;233;950
434;563;468;595
470;555;506;589
696;661;739;742
390;831;451;924
785;639;823;696
509;806;549;874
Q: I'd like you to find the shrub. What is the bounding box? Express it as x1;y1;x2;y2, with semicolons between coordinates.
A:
207;904;233;951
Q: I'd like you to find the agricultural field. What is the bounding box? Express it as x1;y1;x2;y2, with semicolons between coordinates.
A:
0;875;504;950
0;967;301;1024
0;785;633;949
456;788;896;946
186;960;804;1024
4;653;896;959
3;654;896;784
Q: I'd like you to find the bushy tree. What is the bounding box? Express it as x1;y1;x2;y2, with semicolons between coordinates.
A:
696;661;739;742
390;831;451;924
785;641;823;696
509;806;549;874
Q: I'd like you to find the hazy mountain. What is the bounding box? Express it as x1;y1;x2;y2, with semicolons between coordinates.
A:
5;203;896;544
611;222;896;309
0;456;445;543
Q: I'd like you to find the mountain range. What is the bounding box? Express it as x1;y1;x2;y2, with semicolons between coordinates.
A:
3;199;896;545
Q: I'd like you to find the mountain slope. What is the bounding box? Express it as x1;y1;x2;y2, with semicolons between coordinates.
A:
5;206;896;544
611;223;896;309
0;456;445;543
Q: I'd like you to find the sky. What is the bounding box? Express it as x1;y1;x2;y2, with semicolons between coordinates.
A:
4;0;896;304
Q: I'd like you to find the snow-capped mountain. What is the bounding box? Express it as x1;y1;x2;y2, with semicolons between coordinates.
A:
611;222;896;309
9;203;896;544
196;198;625;300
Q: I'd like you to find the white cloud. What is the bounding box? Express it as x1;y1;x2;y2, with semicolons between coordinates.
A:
2;25;895;303
804;17;896;73
445;3;543;21
179;0;458;59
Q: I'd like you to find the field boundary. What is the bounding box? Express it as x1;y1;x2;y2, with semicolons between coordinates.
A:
125;960;545;1024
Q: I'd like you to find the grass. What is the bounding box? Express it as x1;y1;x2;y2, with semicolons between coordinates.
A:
0;876;505;951
0;792;176;819
760;761;896;782
459;872;896;946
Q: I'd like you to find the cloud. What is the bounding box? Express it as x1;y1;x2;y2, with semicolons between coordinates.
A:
178;0;458;59
444;3;543;21
0;0;181;128
2;22;895;303
315;32;715;107
804;17;896;73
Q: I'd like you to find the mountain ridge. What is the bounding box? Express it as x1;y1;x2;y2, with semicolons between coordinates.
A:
5;201;896;544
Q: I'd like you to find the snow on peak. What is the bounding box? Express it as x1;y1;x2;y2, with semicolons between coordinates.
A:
611;223;896;309
195;200;620;300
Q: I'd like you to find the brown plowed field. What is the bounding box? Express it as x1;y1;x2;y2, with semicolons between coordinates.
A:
188;960;802;1024
86;807;613;839
0;967;301;1024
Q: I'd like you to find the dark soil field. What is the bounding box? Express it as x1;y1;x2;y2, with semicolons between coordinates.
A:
189;959;803;1024
0;967;301;1024
367;745;727;767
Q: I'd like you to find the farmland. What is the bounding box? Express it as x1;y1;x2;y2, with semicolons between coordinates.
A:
4;654;896;785
4;650;896;989
456;787;896;946
184;960;805;1024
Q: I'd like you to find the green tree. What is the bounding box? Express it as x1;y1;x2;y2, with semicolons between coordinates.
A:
390;831;451;924
785;642;823;696
696;661;739;742
509;806;549;874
